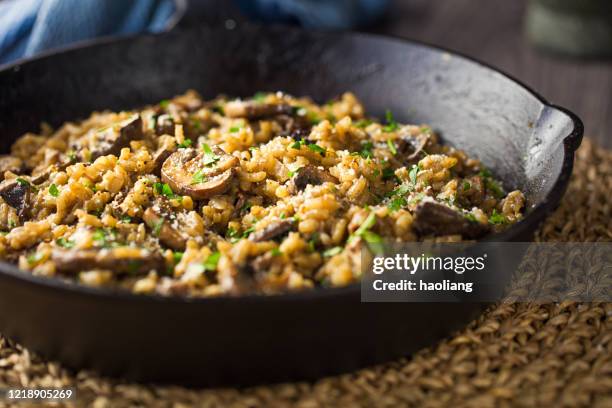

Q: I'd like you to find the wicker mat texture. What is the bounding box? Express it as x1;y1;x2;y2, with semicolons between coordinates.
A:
0;138;611;408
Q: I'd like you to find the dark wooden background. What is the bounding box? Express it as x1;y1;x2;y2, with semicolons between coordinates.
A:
185;0;612;147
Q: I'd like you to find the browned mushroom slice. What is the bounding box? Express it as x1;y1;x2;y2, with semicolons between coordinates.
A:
89;114;143;160
0;156;23;180
249;219;295;242
151;146;173;176
143;206;188;251
224;100;294;119
161;147;238;200
457;176;485;207
412;201;490;239
396;133;430;161
288;165;338;194
155;113;175;136
52;247;164;274
0;179;31;222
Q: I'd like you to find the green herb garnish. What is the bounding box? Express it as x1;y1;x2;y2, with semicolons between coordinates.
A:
203;251;221;271
307;143;326;155
291;140;304;150
49;184;59;197
56;237;75;248
15;178;29;187
489;209;506;225
253;92;266;103
173;251;183;264
154;182;176;198
191;170;206;185
388;197;407;212
409;164;420;185
355;119;373;129
159;99;170;109
383;110;399;132
201;143;220;166
271;248;283;257
177;138;192;148
323;246;342;257
152;218;165;236
359;141;374;159
381;167;396;181
387;139;397;155
26;252;44;265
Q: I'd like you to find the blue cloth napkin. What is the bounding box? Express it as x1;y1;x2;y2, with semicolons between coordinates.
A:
0;0;389;64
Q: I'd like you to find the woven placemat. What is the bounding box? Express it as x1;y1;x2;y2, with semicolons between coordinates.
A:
1;138;611;408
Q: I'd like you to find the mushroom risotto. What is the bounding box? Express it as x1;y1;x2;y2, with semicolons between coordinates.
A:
0;91;525;296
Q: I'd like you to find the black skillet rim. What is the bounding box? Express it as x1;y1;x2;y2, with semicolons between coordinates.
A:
0;23;584;305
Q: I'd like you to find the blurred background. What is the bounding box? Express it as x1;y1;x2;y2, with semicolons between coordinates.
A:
1;0;611;146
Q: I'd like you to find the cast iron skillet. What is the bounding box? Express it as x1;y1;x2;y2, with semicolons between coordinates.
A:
0;24;583;386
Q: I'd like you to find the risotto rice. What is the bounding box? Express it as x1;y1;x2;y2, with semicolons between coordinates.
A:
0;91;525;296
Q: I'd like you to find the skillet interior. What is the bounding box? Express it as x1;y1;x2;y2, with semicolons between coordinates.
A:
0;24;582;385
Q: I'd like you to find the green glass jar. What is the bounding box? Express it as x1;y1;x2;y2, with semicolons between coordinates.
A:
526;0;612;57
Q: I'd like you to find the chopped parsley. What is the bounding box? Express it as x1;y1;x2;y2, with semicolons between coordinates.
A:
290;140;304;150
489;209;506;225
203;251;221;271
359;141;374;159
323;246;342;257
154;182;176;198
387;139;397;155
56;237;75;248
201;143;220;166
465;213;478;223
191;170;207;184
386;184;412;198
26;252;44;265
381;167;397;181
172;251;183;264
419;126;432;134
409;164;420;185
355;119;373;129
177;138;192;148
15;178;30;187
159;99;170;109
229;125;242;133
92;228;118;247
271;248;283;257
253;92;266;102
462;180;471;191
49;184;59;197
121;215;132;223
307;143;326;155
485;178;504;199
388;196;407;212
152;218;165;236
383;110;399;132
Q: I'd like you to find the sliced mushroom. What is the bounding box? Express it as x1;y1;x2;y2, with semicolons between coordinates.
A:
143;207;186;251
152;146;173;176
161;147;238;200
457;176;485;207
0;179;31;222
155;113;175;136
89;114;143;160
224;100;294;119
288;165;338;194
30;158;74;185
412;201;490;239
396;133;430;161
249;219;295;242
52;247;165;274
0;156;23;180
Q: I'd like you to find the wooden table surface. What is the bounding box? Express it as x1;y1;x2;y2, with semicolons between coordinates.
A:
370;0;612;147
